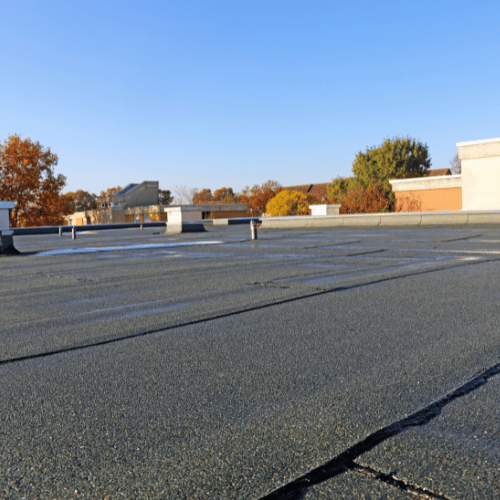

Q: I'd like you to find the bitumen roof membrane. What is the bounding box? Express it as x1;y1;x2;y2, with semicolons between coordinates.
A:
1;224;500;499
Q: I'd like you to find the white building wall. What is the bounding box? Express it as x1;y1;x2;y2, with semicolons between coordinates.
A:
458;138;500;210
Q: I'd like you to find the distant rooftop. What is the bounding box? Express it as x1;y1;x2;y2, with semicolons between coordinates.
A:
282;183;330;203
425;168;452;177
114;184;139;196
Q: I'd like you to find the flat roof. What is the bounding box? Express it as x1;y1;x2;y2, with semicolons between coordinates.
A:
3;224;500;498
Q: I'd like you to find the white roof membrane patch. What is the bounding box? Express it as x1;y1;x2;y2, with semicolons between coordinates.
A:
37;240;224;256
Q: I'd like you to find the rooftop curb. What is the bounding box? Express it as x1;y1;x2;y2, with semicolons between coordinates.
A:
210;211;500;229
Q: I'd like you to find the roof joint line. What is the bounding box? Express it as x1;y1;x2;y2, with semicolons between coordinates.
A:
259;361;500;500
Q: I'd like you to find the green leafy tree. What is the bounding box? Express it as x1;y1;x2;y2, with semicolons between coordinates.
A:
352;136;431;207
158;189;173;205
327;176;352;203
266;190;310;216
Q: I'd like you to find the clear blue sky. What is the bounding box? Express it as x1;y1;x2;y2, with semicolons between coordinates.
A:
1;0;499;196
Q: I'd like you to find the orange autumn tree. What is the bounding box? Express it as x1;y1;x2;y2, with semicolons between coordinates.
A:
97;186;122;204
212;187;238;203
192;188;213;204
240;180;282;216
65;189;97;211
330;178;389;214
0;135;70;227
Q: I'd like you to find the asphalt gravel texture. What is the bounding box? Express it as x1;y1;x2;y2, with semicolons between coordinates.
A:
1;224;500;499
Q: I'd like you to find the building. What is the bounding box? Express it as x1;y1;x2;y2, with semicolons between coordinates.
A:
123;203;248;223
64;181;160;225
64;181;248;225
389;169;462;212
390;138;500;212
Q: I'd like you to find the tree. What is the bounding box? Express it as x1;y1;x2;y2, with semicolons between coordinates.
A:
327;176;352;203
0;134;70;227
352;136;431;207
158;189;173;205
338;181;390;214
97;186;122;207
327;176;389;214
65;189;97;211
192;188;213;204
173;185;197;205
212;187;238;203
450;153;461;174
266;190;310;216
63;192;76;213
240;180;282;216
99;186;122;198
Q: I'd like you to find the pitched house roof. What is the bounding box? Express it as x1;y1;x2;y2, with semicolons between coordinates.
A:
424;168;452;177
282;183;330;203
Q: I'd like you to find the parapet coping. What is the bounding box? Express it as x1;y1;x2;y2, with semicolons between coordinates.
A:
456;138;500;147
258;210;500;228
309;204;342;208
211;210;500;228
389;175;461;184
389;175;462;191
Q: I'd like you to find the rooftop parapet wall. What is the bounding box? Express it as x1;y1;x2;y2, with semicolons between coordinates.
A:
457;138;500;160
389;175;463;212
257;210;500;228
457;138;500;211
389;175;462;192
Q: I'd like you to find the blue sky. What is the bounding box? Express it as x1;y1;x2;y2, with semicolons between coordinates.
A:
1;0;499;196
